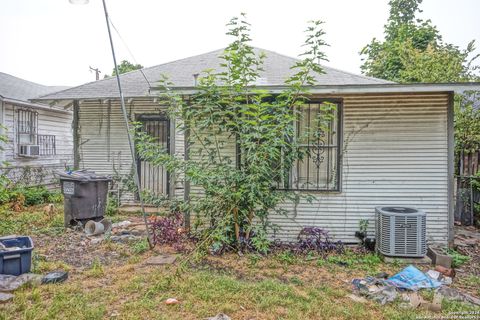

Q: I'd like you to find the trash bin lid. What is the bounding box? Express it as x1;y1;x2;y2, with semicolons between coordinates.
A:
57;169;111;182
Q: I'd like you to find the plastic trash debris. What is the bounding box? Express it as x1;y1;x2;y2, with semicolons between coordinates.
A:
441;276;452;285
427;269;453;285
352;277;397;305
84;220;105;236
426;270;441;280
385;265;442;290
42;271;68;284
370;286;397;305
165;298;180;305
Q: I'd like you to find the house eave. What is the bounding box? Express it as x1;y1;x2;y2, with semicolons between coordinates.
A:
31;82;480;103
152;82;480;95
1;97;72;114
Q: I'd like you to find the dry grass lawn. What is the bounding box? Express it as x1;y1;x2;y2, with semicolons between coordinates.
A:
0;205;479;320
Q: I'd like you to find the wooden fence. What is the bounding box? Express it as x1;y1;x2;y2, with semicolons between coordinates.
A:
455;150;480;226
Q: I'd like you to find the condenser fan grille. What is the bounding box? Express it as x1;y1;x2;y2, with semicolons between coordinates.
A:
375;206;426;257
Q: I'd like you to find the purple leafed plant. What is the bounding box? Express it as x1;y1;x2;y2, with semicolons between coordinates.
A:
297;227;344;255
149;212;186;251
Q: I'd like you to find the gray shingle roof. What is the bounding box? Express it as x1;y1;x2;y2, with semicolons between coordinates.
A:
37;48;391;100
0;72;69;102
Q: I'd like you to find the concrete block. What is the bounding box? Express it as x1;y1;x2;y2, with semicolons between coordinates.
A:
427;246;452;269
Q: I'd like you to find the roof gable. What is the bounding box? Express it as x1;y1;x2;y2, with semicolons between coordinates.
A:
37;48;392;100
0;72;69;102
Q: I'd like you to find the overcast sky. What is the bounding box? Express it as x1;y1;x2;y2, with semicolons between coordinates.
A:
1;0;479;87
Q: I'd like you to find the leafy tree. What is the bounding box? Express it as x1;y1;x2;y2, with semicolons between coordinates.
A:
455;92;480;165
360;0;479;83
135;15;330;253
361;0;480;223
109;60;143;77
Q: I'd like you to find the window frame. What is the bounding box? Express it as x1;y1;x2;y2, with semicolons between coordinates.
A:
282;98;343;193
15;108;57;157
16;108;38;145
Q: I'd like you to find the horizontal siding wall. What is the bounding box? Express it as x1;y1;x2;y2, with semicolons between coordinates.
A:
77;98;184;202
188;93;450;246
269;93;449;245
188;126;237;200
1;103;73;187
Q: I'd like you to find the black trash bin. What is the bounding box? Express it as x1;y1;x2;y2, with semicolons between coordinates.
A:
58;170;112;227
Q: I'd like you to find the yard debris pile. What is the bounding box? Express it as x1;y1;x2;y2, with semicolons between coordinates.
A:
33;218;147;269
351;265;480;311
87;218;146;243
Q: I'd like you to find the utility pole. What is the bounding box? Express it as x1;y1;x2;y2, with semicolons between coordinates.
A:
89;66;101;80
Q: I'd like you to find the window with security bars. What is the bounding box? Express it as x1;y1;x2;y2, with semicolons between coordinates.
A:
16;109;56;156
278;100;341;191
16;109;38;145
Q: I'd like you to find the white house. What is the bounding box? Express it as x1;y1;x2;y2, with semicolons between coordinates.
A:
0;72;73;187
34;48;480;246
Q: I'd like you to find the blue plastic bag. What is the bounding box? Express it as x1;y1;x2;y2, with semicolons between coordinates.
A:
385;265;442;291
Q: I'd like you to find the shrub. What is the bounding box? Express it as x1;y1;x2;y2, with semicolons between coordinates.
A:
0;186;62;207
150;212;186;251
447;249;471;267
297;227;344;255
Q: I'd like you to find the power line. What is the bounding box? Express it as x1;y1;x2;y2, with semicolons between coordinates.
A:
107;17;152;89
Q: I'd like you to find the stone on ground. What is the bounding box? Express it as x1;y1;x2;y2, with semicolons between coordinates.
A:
144;254;176;265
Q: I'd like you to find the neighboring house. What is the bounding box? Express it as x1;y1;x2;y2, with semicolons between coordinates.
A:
0;72;73;187
35;48;480;245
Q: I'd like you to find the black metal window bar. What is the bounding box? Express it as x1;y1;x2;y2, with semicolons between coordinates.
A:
16;109;56;156
16;108;38;144
278;100;341;191
37;134;56;156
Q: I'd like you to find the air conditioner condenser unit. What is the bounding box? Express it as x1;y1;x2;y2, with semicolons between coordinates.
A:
375;206;427;257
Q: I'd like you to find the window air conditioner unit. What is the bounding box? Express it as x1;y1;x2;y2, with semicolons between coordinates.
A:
375;206;426;257
19;145;40;157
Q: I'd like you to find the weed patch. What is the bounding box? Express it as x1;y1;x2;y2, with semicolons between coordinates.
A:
447;249;471;267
